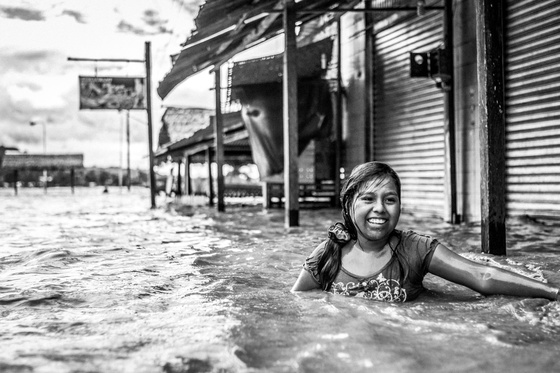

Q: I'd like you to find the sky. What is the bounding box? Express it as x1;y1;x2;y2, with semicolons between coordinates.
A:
0;0;216;170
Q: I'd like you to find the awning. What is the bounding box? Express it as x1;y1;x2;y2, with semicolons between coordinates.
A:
228;37;333;88
155;111;251;163
157;0;356;99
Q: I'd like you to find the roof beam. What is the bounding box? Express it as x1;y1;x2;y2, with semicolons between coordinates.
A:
210;0;284;72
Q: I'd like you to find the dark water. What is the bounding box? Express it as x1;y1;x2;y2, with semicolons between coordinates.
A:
1;187;559;373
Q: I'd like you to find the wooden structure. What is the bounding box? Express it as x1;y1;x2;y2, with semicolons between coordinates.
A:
0;153;84;195
226;38;336;210
157;0;560;254
158;0;351;227
155;110;256;203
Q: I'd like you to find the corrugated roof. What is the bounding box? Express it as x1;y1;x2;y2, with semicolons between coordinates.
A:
156;111;249;161
157;0;430;98
1;154;84;171
157;0;359;98
230;37;333;86
158;107;214;148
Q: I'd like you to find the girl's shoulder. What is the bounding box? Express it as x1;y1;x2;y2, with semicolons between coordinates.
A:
303;240;328;285
395;229;440;257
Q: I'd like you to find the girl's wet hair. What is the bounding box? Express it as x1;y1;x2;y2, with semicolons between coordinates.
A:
317;162;402;290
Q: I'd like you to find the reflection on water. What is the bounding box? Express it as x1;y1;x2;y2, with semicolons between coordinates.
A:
0;187;559;373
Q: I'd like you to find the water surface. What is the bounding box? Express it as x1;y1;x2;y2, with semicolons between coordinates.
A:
1;187;559;372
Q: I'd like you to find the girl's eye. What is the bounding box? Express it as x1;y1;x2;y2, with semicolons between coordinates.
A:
385;198;398;204
360;196;374;202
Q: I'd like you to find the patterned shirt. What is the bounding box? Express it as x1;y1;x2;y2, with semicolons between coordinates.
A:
303;230;439;302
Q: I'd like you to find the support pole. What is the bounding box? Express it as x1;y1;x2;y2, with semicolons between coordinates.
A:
364;0;374;161
71;168;75;194
42;121;47;194
119;112;123;190
13;170;18;196
43;169;48;194
475;0;506;255
145;41;157;209
185;155;192;195
443;0;459;224
214;70;225;212
206;147;214;206
335;19;343;208
126;110;131;191
283;0;299;227
176;159;182;196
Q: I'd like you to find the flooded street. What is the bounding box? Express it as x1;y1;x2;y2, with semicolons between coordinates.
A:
1;187;560;373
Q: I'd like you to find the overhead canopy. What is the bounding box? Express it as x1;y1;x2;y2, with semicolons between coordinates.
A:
155;111;252;164
226;38;334;177
157;0;360;99
157;0;436;99
158;107;214;149
228;37;333;88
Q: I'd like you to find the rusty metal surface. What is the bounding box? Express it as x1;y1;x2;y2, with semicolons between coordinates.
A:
505;0;560;217
158;0;424;98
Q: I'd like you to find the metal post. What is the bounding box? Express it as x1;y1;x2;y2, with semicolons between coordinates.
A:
214;70;225;212
335;19;343;208
206;147;214;206
42;121;47;194
126;110;131;191
119;112;123;190
475;0;506;255
185;155;192;195
176;159;182;196
364;0;374;161
71;168;75;194
13;170;18;196
443;0;459;224
283;0;299;227
145;41;157;209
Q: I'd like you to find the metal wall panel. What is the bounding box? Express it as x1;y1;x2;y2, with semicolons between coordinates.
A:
505;0;560;218
373;11;445;218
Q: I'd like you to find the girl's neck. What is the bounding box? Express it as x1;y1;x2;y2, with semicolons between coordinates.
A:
355;237;389;255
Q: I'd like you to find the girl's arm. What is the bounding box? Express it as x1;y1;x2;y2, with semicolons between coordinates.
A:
428;244;560;301
291;268;321;292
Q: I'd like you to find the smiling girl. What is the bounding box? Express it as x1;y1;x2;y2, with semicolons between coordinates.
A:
291;162;560;302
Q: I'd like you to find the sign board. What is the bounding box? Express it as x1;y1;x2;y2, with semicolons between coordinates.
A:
79;76;146;110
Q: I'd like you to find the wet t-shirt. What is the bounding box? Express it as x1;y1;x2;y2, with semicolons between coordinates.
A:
303;230;439;302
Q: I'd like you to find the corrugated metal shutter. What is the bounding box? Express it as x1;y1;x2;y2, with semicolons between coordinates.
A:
373;11;445;218
505;0;560;218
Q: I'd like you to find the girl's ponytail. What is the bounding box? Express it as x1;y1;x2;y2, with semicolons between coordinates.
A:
317;222;351;290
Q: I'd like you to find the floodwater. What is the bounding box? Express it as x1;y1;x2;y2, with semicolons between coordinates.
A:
1;187;559;373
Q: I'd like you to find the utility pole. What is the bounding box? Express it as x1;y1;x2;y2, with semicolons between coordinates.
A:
68;41;157;208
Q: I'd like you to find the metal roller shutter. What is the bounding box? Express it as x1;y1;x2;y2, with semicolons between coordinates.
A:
373;10;445;218
505;0;560;218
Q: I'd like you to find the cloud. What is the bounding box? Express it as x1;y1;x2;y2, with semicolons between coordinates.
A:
0;0;210;168
117;9;172;36
143;9;171;33
61;9;85;24
117;20;149;35
0;49;63;74
0;6;44;21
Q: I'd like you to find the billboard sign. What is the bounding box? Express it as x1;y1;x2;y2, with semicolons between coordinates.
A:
79;76;146;110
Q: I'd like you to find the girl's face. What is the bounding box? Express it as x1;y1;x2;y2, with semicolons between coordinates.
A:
350;176;401;244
